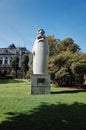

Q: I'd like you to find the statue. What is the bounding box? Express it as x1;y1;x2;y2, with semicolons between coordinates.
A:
32;29;49;74
31;29;50;94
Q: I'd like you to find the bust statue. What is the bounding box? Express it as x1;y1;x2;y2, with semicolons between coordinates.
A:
31;29;50;94
32;29;49;74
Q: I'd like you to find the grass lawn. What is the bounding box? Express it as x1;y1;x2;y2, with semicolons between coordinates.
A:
0;79;86;130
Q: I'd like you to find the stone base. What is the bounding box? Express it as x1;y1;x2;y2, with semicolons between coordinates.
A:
31;74;50;94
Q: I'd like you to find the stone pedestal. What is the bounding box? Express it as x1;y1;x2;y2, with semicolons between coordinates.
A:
31;74;50;94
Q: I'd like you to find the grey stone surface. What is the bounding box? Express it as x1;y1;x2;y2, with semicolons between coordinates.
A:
32;29;49;74
31;74;50;94
31;29;50;94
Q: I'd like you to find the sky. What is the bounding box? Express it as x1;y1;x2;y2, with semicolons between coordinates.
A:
0;0;86;52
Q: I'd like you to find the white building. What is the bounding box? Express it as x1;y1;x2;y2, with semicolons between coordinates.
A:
0;45;30;75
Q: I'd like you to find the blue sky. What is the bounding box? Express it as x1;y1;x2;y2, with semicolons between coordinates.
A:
0;0;86;52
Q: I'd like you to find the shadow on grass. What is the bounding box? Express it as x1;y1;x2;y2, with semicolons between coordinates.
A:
51;89;86;94
0;79;25;84
0;102;86;130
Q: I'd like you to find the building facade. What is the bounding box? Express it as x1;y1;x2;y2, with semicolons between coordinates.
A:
0;46;29;75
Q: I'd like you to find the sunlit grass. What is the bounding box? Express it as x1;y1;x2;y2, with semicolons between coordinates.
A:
0;79;86;130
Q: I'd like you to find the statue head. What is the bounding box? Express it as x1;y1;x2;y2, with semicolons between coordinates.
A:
37;29;45;36
37;29;45;39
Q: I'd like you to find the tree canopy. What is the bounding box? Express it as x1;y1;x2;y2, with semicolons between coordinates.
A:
47;36;86;87
56;38;81;53
21;54;29;77
46;35;60;56
11;55;19;78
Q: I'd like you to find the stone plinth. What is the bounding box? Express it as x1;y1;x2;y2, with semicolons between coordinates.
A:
31;74;50;94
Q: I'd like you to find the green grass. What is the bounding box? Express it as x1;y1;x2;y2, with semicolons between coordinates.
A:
0;79;86;130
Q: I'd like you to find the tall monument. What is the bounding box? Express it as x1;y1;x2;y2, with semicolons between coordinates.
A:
31;29;50;94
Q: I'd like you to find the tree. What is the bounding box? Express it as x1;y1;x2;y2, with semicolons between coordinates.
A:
46;35;60;56
49;51;75;86
21;54;29;77
56;38;81;53
11;55;19;78
48;38;86;87
70;52;86;86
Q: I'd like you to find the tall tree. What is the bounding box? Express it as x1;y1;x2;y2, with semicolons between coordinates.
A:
21;54;29;77
11;55;19;78
46;35;60;56
57;38;81;53
48;37;86;87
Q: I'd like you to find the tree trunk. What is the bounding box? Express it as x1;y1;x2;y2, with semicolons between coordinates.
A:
15;70;17;78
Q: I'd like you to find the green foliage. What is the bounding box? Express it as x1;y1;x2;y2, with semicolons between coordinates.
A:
55;67;70;78
25;69;32;79
46;35;60;56
11;55;19;70
47;36;82;84
11;55;19;78
21;54;29;77
57;38;81;53
48;41;86;86
71;63;86;74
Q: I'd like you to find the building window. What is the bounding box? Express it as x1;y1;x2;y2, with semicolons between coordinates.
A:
5;57;8;60
0;60;2;65
10;57;13;59
5;60;8;65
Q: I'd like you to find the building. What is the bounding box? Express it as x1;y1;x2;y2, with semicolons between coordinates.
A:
0;45;30;75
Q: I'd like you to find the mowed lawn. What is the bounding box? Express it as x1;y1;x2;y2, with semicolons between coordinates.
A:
0;79;86;130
